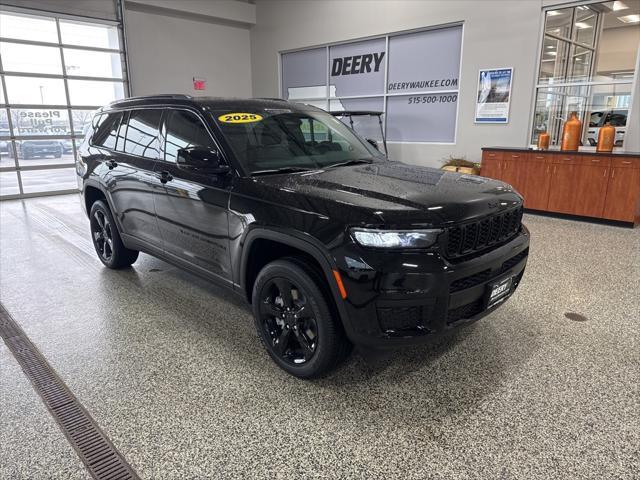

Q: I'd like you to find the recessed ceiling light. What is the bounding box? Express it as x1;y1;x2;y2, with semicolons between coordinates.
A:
612;1;628;11
549;52;558;56
618;14;640;23
575;22;592;28
547;10;562;16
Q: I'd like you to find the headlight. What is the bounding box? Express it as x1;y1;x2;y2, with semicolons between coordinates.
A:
350;228;441;249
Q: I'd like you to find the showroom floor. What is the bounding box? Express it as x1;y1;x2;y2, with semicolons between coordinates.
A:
1;194;638;480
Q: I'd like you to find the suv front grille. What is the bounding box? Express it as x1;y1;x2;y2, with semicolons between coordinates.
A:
445;207;523;259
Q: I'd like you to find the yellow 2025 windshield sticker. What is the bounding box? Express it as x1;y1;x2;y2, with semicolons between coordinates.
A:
218;113;263;123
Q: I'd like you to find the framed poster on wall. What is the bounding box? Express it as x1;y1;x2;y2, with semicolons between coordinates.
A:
475;68;513;123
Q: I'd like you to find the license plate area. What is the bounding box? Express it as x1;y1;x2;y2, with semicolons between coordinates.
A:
486;275;513;308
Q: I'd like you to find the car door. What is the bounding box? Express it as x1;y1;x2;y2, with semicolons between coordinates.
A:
153;109;233;282
101;109;164;248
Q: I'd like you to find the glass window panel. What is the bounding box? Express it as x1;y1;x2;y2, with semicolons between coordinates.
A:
5;76;67;105
532;84;628;147
115;111;128;151
71;109;98;136
92;112;122;149
124;109;161;158
281;48;327;100
14;139;73;167
0;42;62;74
330;97;386;151
539;36;571;83
387;26;462;94
386;93;458;143
0;140;14;168
595;8;640;81
0;11;58;43
544;7;573;39
67;80;124;106
0;171;20;196
59;19;120;49
10;108;70;137
164;110;215;162
0;84;5;104
329;38;386;97
574;6;597;46
63;49;123;79
569;46;593;82
0;109;9;136
20;167;77;193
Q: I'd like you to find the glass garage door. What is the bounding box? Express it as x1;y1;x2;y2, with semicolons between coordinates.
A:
0;8;129;199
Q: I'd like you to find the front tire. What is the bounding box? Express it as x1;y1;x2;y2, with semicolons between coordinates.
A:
252;258;350;379
89;200;139;269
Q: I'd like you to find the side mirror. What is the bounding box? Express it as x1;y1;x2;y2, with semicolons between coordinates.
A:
176;147;230;174
365;138;379;151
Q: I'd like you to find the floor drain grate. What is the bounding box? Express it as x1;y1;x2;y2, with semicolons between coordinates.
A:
564;312;588;322
0;304;140;480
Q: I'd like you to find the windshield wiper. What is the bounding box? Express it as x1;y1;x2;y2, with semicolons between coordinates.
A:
251;166;315;176
324;159;372;169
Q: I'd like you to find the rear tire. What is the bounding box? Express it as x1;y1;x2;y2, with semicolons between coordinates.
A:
252;258;350;379
89;200;138;269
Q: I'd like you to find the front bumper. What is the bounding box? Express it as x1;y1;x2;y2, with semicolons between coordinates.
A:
333;225;530;347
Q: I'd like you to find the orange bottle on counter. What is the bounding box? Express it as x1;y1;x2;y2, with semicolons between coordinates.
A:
596;123;615;153
561;112;582;151
537;132;550;150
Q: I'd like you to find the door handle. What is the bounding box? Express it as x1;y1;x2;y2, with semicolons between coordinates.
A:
105;159;117;169
158;170;173;184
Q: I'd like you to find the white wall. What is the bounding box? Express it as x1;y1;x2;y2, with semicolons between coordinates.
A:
124;1;253;98
251;0;544;166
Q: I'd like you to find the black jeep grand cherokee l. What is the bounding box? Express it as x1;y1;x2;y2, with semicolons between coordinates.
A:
77;95;529;378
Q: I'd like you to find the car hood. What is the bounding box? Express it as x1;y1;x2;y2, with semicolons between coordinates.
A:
251;161;522;227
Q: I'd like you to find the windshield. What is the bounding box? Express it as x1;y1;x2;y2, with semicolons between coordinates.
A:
211;108;379;174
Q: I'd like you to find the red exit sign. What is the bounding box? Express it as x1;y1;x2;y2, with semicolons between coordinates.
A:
193;77;206;91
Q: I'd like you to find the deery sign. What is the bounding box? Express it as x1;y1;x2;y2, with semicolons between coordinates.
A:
331;52;385;76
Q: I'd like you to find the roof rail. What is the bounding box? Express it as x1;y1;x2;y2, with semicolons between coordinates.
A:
254;97;288;102
109;94;193;106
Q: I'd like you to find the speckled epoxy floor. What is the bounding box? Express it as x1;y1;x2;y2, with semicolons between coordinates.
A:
0;195;638;479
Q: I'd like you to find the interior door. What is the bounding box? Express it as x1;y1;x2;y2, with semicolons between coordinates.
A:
153;109;232;281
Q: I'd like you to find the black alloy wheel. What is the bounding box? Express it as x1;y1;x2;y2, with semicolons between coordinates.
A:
89;200;139;269
92;209;114;262
252;258;351;378
259;277;319;365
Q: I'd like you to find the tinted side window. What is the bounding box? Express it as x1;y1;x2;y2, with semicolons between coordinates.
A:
115;110;129;152
92;112;122;149
123;109;162;158
164;110;216;162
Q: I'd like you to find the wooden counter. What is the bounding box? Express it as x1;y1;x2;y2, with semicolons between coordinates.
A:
481;147;640;225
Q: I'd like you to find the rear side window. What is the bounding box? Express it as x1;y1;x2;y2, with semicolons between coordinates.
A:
163;110;216;162
92;112;122;150
122;109;162;158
